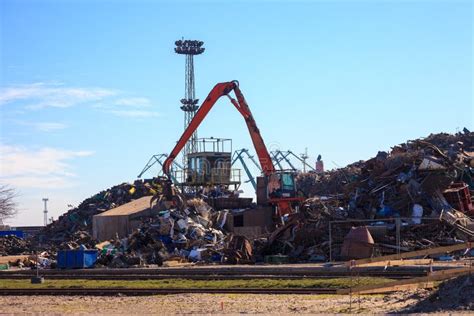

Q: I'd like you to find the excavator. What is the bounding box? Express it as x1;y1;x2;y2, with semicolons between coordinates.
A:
161;80;303;218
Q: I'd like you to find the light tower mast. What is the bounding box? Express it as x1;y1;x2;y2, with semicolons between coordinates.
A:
175;39;205;167
42;198;48;226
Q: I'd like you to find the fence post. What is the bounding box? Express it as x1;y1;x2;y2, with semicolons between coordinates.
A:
329;222;332;262
395;217;401;258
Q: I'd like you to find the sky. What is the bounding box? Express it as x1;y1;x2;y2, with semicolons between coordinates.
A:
0;0;472;226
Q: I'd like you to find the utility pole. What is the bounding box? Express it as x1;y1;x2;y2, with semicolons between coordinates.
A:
42;198;48;226
300;148;309;173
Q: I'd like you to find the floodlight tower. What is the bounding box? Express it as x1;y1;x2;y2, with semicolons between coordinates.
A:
175;39;205;167
42;198;49;226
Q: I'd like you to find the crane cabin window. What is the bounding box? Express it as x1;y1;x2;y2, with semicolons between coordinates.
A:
281;173;295;191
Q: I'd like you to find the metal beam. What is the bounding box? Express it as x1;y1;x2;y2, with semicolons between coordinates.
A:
232;149;258;191
137;154;180;185
270;151;284;170
276;150;297;171
137;154;166;178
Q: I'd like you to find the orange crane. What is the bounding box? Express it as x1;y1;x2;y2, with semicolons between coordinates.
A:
163;80;302;217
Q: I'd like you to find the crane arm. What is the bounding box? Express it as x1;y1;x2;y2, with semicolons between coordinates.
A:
163;80;275;177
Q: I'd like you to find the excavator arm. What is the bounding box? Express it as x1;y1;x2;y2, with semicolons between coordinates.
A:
163;80;275;178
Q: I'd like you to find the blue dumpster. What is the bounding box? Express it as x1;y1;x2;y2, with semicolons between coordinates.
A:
57;250;98;269
0;230;24;238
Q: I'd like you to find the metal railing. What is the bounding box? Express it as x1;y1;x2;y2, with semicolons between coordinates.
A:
174;167;241;185
193;138;232;153
328;217;443;262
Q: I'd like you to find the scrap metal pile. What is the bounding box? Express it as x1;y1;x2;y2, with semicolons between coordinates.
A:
297;129;473;203
275;129;474;260
32;179;162;250
3;181;246;266
94;198;235;267
2;130;473;266
0;235;31;256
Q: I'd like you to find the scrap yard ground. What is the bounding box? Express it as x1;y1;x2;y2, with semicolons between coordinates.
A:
0;283;472;314
1;261;473;313
0;292;444;314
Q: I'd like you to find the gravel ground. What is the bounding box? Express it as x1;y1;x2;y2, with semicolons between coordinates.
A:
0;290;469;315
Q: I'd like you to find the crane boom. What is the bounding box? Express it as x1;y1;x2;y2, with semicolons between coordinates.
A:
163;81;275;177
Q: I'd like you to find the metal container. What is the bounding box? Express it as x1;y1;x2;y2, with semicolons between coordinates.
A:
57;250;98;269
0;230;24;238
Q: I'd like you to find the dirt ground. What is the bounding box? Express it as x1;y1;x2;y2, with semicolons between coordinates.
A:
0;290;470;315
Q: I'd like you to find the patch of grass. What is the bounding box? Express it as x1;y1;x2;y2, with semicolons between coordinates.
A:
0;277;392;289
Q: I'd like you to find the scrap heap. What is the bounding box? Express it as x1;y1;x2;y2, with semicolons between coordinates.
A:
3;179;242;266
0;235;31;256
95;198;232;267
3;130;472;265
297;129;473;202
274;129;474;260
32;179;162;250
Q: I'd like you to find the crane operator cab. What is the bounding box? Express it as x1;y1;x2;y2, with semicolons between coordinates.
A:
257;171;302;217
267;172;297;199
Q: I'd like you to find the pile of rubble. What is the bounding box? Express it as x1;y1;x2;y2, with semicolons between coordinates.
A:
1;178;247;265
95;198;237;267
279;129;474;260
297;129;473;204
0;235;31;256
33;178;162;249
2;130;472;266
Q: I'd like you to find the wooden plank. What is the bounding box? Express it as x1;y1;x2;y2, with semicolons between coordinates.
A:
337;267;472;295
357;259;433;267
357;282;435;294
0;255;29;264
346;242;472;267
94;196;152;216
426;266;473;277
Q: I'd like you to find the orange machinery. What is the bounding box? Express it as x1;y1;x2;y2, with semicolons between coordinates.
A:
163;81;302;217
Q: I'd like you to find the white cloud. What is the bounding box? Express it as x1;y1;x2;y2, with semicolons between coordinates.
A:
115;97;152;107
14;120;68;132
0;144;93;189
108;110;160;118
0;82;161;120
34;122;68;132
4;176;72;189
98;98;159;118
0;83;116;109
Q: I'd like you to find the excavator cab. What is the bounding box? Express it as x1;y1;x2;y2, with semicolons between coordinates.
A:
265;171;301;218
267;171;297;199
257;171;301;216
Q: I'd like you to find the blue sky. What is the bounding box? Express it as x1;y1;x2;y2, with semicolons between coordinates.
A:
0;0;472;226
